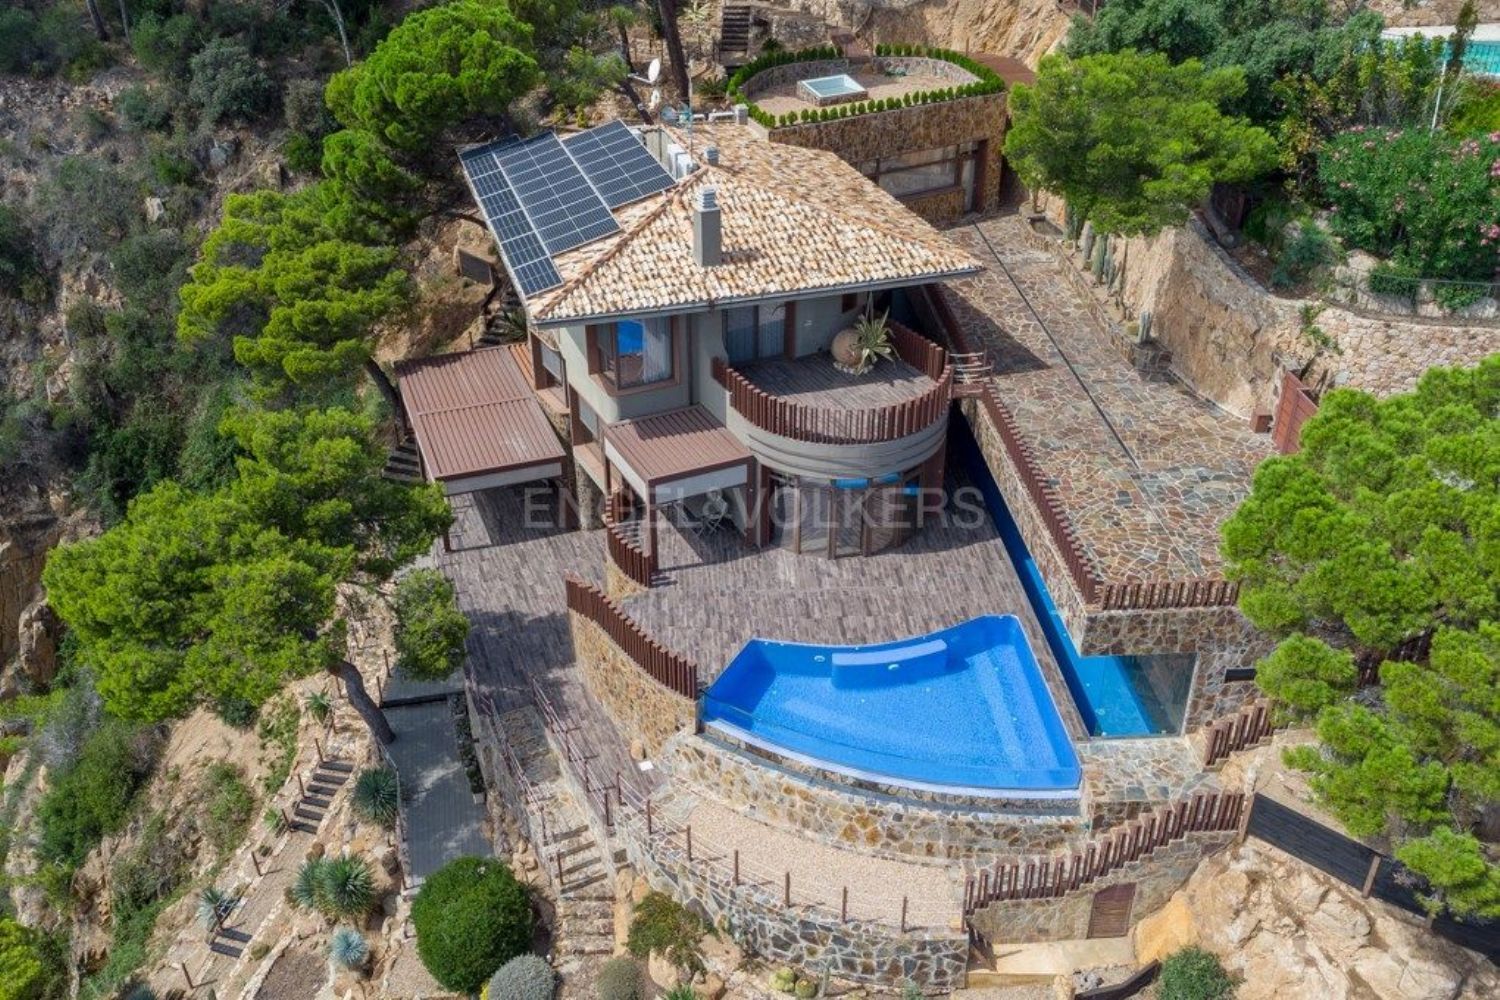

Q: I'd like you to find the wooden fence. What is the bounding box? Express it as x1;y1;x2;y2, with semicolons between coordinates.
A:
1201;699;1275;768
1355;630;1433;687
710;325;954;445
1272;368;1320;454
563;574;698;698
916;282;1240;613
603;490;656;588
964;791;1244;913
1245;794;1498;960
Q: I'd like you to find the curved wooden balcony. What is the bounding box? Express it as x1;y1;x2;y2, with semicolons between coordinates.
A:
711;322;954;446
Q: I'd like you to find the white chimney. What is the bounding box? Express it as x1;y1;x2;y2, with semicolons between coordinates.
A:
694;188;721;268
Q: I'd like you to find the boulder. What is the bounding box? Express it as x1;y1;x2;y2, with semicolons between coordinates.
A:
16;598;59;689
648;950;680;990
1132;892;1197;964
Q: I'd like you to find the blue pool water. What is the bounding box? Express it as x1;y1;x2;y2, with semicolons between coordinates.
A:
951;419;1183;738
702;615;1082;795
799;73;866;98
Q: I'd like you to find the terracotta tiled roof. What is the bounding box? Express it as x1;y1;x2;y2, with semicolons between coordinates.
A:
528;123;982;324
395;348;566;481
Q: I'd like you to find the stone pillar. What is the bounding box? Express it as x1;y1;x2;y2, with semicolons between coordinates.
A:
575;469;604;530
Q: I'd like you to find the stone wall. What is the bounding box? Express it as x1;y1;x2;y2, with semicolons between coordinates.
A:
741;58;851;95
665;733;1083;864
625;821;970;992
570;614;697;757
968;833;1234;944
1033;210;1500;418
767;92;1008;222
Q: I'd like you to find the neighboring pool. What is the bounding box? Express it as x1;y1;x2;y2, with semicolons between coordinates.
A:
796;73;869;106
701;615;1082;797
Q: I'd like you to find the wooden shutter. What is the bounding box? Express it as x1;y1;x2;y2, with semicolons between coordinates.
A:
1086;882;1136;939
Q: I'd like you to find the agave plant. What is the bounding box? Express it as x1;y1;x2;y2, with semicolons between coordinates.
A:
196;886;238;931
329;926;370;972
305;691;332;723
351;767;399;829
850;309;895;374
290;858;328;911
317;856;376;918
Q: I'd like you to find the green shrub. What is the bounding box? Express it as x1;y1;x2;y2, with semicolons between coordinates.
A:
1271;224;1335;290
188;39;276;125
485;953;554;1000
283;79;336;138
626;891;708;975
0;914;62;1000
203;763;256;855
0;8;44;75
351;767;399;829
36;719;159;867
411;856;531;993
131;12;203;80
35;156;138;257
596;956;643;1000
117;85;177;133
290;855;377;918
0;204;45;302
664;986;696;1000
1366;259;1421;302
393;569;470;680
110;229;191;310
769;967;796;992
1158;946;1236;1000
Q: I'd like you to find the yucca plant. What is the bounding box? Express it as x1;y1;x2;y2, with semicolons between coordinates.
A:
329;926;370;972
351;767;399;829
317;856;376;917
197;886;237;931
290;858;328;911
305;691;332;723
850;309;895;374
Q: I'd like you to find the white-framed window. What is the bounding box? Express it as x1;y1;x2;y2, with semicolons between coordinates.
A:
599;316;673;388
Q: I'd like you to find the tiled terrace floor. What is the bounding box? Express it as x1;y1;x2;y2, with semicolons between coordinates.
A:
943;216;1273;581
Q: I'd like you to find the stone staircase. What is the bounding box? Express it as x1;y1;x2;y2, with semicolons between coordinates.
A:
383;438;422;484
719;5;751;65
289;758;354;833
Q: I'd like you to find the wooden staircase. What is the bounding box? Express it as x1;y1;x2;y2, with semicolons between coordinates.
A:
382;438;422;484
290;758;353;834
719;5;751;65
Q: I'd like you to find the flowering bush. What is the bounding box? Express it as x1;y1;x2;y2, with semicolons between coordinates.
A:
1319;128;1500;307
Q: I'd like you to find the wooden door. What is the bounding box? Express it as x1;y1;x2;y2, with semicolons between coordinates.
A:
1086;882;1136;939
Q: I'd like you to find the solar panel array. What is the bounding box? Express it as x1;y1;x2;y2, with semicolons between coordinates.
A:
460;123;676;299
564;120;677;209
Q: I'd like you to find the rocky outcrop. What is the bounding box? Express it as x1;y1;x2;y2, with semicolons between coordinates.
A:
1134;841;1500;1000
770;0;1072;64
1373;1;1500;27
0;502;62;678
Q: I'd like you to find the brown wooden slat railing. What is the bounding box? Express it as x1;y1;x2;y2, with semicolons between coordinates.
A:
1355;629;1432;687
711;324;953;445
963;791;1244;914
918;283;1240;612
603;490;656;588
564;574;698;698
1202;700;1274;768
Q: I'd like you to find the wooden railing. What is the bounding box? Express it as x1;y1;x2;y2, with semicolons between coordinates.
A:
963;791;1244;912
564;574;698;698
1201;700;1274;768
918;283;1241;612
603;490;656;588
1098;578;1240;610
1355;629;1432;687
711;323;953;445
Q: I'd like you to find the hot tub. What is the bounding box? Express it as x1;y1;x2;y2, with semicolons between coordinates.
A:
796;73;869;107
701;616;1082;797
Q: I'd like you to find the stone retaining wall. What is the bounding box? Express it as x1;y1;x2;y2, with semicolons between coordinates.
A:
665;734;1083;863
570;614;697;757
625;822;970;992
767;92;1007;222
968;833;1234;944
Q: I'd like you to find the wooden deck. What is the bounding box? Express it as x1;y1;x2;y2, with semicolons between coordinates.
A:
734;353;935;412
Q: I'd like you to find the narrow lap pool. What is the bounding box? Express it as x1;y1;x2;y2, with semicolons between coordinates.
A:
701;616;1082;797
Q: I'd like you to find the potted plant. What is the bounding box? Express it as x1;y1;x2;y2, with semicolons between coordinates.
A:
830;309;895;375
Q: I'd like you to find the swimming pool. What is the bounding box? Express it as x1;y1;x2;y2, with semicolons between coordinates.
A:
701;615;1082;797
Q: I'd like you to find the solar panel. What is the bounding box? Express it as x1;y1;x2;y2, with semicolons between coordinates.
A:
564;121;676;209
459;140;563;298
494;132;620;255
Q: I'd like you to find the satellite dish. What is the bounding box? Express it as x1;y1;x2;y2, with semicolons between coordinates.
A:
648;89;662;111
646;58;662;85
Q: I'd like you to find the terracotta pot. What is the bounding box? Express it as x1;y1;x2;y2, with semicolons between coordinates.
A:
830;326;861;367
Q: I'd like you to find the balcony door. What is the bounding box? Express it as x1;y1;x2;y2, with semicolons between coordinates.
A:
724;303;786;364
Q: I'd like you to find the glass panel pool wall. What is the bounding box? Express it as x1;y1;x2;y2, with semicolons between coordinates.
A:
951;418;1193;737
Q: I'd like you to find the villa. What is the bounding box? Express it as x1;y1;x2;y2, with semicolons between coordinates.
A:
402;114;1272;990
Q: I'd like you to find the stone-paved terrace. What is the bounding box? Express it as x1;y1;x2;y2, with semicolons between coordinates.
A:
943;215;1273;582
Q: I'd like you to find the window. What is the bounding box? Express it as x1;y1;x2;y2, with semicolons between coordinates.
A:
597;317;673;388
722;303;786;363
863;142;980;201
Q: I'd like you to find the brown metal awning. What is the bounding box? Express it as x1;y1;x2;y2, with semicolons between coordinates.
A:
603;406;752;502
395;348;566;491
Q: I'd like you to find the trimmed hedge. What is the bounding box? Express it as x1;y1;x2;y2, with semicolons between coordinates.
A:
726;43;1004;129
411;857;532;993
